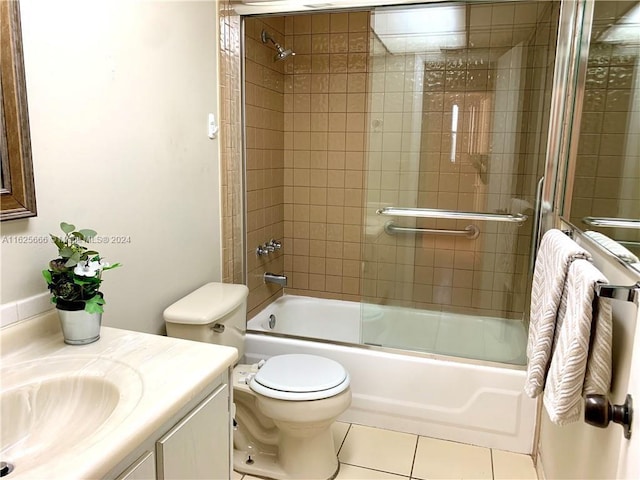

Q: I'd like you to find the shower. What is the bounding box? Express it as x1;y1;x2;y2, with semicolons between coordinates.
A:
261;29;295;62
239;4;562;365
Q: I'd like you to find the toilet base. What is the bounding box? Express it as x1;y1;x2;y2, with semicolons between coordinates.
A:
233;448;340;480
232;365;351;480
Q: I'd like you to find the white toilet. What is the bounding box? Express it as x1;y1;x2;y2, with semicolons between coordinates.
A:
163;282;352;480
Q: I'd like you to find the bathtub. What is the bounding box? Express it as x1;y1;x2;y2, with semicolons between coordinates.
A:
245;295;537;454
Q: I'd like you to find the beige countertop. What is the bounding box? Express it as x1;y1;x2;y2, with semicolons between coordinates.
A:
0;310;238;479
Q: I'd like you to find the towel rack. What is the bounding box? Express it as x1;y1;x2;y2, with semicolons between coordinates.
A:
596;282;640;307
583;217;640;229
376;207;528;225
618;240;640;248
384;221;480;239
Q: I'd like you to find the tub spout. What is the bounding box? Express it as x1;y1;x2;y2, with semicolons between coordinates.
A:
264;272;287;287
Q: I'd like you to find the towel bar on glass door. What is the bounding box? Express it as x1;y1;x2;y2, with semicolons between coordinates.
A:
583;217;640;229
384;221;480;239
618;240;640;248
596;282;640;307
376;207;528;225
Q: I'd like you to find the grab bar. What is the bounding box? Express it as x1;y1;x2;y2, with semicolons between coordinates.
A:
377;207;528;225
384;221;480;239
583;217;640;229
596;282;640;307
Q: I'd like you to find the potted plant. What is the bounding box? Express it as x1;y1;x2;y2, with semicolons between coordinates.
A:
42;222;121;345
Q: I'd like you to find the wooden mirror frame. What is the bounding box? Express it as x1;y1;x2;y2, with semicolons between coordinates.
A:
1;1;36;221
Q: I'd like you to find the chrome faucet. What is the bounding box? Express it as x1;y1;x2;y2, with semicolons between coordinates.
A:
264;272;287;287
256;239;283;256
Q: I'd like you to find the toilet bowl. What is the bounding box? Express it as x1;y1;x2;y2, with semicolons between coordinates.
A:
163;283;352;480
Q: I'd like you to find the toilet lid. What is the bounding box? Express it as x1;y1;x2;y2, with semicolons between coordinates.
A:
249;354;350;401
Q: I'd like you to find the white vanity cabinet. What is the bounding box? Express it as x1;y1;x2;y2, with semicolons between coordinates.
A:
157;383;230;479
110;370;232;480
115;452;156;480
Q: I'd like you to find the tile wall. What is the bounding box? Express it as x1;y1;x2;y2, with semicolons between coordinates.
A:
514;1;561;316
362;2;559;318
242;12;371;317
219;1;244;285
282;12;369;301
244;17;287;316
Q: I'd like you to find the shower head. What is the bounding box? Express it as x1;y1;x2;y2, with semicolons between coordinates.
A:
261;29;296;62
273;46;295;62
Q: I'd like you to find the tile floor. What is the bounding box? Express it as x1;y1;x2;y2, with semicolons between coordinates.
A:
233;422;538;480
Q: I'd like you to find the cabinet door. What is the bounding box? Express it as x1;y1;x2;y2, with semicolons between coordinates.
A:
115;451;155;480
156;384;229;480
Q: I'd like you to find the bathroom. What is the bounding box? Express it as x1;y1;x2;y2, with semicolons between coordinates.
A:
1;0;639;479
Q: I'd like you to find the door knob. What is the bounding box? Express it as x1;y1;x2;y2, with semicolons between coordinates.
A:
584;394;633;439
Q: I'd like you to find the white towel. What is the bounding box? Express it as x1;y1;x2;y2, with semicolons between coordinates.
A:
525;229;591;398
543;260;612;424
584;230;640;263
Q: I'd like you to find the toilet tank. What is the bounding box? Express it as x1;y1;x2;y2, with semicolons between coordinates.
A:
163;282;249;359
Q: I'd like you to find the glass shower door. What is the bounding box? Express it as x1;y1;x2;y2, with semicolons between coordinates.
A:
360;1;562;364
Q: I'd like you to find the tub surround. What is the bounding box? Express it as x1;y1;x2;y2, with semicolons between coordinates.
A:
1;311;237;479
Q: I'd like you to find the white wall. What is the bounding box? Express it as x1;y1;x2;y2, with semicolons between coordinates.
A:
616;292;640;479
537;238;640;479
0;1;221;334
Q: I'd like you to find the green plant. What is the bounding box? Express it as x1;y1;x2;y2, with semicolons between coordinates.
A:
42;222;121;314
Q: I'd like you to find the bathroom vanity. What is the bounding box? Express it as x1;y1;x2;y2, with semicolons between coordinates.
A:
0;311;238;480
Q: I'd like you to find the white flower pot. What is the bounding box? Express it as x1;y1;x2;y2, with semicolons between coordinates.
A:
57;308;102;345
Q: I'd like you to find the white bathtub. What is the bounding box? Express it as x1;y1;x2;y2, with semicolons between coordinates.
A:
248;295;528;365
246;295;536;454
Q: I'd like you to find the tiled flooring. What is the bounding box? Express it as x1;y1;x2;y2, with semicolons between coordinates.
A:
234;422;537;480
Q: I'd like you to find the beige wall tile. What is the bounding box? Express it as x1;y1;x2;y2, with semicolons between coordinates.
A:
330;13;349;33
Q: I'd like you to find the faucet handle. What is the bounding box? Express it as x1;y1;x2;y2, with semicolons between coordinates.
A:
268;239;282;250
256;240;282;256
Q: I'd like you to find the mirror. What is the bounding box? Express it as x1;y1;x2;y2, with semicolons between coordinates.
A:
562;0;640;272
1;1;37;221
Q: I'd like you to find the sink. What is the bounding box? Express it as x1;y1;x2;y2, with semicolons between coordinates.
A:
0;356;143;475
1;377;119;457
0;311;237;479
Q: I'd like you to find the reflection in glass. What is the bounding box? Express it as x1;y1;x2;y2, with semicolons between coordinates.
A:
361;2;561;364
568;0;640;266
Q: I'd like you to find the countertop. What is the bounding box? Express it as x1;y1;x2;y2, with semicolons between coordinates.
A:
0;310;238;479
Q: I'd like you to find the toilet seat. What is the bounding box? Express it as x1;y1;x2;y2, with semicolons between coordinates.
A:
249;354;350;401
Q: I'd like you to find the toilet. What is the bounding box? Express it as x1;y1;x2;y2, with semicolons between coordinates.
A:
163;282;352;480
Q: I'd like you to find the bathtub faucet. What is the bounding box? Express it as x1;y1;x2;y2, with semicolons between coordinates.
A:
264;272;287;287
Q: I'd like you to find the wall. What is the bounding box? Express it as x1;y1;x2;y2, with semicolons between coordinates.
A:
282;12;369;302
219;1;245;285
242;12;369;317
537;231;639;479
0;0;221;335
244;17;286;316
537;1;640;476
616;268;640;479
